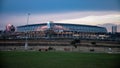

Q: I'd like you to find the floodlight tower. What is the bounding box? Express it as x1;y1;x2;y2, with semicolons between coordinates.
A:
25;13;30;50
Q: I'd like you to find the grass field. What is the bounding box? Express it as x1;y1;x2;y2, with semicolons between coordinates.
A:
0;51;120;68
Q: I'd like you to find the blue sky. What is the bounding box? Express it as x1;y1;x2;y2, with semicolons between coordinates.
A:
0;0;120;32
1;0;120;13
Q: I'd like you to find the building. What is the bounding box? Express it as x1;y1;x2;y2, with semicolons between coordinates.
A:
17;22;107;33
112;25;117;34
16;22;108;39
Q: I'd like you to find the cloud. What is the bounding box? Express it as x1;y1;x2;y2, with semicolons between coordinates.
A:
0;11;120;30
56;14;120;25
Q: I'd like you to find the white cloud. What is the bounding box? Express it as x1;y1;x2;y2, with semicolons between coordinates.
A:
0;11;120;30
56;14;120;25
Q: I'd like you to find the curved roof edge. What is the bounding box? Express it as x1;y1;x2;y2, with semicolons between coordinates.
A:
17;23;106;29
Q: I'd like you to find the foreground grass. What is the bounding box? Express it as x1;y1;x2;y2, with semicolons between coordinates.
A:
0;51;120;68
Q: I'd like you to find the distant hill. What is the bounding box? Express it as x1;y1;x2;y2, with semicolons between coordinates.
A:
98;23;120;32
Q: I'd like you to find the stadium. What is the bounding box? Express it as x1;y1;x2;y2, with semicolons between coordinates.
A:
16;21;108;39
17;21;107;33
0;21;120;52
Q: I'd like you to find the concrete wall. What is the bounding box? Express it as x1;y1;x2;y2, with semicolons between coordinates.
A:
0;45;120;53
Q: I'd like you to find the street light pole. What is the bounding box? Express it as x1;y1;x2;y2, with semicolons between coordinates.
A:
25;13;30;50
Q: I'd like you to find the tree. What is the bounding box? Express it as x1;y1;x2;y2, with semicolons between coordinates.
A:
91;42;96;46
90;41;96;52
71;39;81;48
71;40;76;48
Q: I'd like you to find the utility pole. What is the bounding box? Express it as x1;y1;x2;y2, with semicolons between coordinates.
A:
25;13;30;50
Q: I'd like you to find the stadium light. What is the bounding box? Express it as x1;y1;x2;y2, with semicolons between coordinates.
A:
25;13;30;50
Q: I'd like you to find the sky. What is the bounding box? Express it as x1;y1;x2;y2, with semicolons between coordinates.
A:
0;0;120;31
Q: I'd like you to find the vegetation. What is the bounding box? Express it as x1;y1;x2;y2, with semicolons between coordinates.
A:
71;39;80;48
91;41;96;46
90;41;96;51
0;51;120;68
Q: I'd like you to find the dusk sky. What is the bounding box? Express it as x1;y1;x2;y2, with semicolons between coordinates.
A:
0;0;120;31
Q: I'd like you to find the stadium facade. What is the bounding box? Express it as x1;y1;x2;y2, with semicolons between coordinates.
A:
16;22;108;39
17;22;107;33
